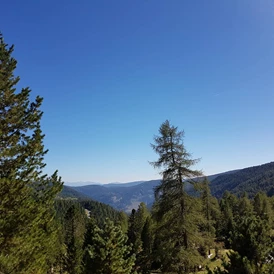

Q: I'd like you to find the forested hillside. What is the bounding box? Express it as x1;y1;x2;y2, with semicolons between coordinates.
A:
61;162;274;212
60;185;91;199
210;162;274;197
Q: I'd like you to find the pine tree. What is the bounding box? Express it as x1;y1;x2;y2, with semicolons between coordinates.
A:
218;191;238;248
86;218;136;274
83;217;97;274
127;203;151;273
0;33;63;273
150;120;204;273
237;193;253;218
199;178;219;256
128;209;138;252
128;203;150;255
138;216;154;274
117;211;129;233
253;192;273;224
63;203;86;274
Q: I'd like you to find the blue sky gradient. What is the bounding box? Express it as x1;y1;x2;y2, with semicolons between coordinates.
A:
1;0;274;184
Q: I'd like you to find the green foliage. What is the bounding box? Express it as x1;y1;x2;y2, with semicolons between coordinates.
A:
253;192;274;223
55;198;132;273
211;194;274;274
63;203;86;274
79;199;125;228
199;178;220;255
86;218;136;274
150;120;205;273
138;216;154;273
0;33;63;273
118;211;129;233
217;192;238;247
83;217;97;274
127;203;153;273
210;162;274;198
128;203;150;254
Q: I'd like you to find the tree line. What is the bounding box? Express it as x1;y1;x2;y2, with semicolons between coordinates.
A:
1;33;274;274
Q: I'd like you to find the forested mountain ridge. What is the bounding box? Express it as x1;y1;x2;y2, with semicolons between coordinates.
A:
61;162;274;212
210;161;274;198
60;185;91;199
58;186;126;227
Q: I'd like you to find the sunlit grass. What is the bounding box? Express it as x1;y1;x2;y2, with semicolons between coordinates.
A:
195;248;230;274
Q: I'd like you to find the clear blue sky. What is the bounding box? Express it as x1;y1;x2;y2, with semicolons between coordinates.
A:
1;0;274;184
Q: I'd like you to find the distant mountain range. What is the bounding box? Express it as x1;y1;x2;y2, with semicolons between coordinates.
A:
60;162;274;212
61;179;160;212
64;180;147;187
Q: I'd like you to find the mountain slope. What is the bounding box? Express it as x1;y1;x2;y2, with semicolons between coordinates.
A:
210;162;274;198
72;180;160;212
60;162;274;212
57;186;123;226
59;185;91;199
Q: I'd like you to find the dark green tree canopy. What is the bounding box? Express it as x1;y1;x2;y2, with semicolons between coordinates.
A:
86;218;136;274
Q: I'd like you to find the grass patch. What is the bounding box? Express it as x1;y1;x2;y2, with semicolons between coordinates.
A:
195;249;230;273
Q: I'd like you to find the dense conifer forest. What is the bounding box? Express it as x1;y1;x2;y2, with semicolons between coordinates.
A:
1;34;274;274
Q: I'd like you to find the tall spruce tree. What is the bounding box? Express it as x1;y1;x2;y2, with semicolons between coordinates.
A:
0;33;63;273
150;120;204;273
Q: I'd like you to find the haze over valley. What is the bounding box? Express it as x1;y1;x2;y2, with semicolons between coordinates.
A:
61;162;274;212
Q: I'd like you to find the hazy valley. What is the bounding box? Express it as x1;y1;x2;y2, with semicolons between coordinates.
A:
61;161;274;212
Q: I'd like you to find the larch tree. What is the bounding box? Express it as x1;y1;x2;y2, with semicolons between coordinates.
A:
150;120;204;273
0;33;63;273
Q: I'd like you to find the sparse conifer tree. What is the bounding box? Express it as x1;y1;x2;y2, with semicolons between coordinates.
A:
150;120;204;273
